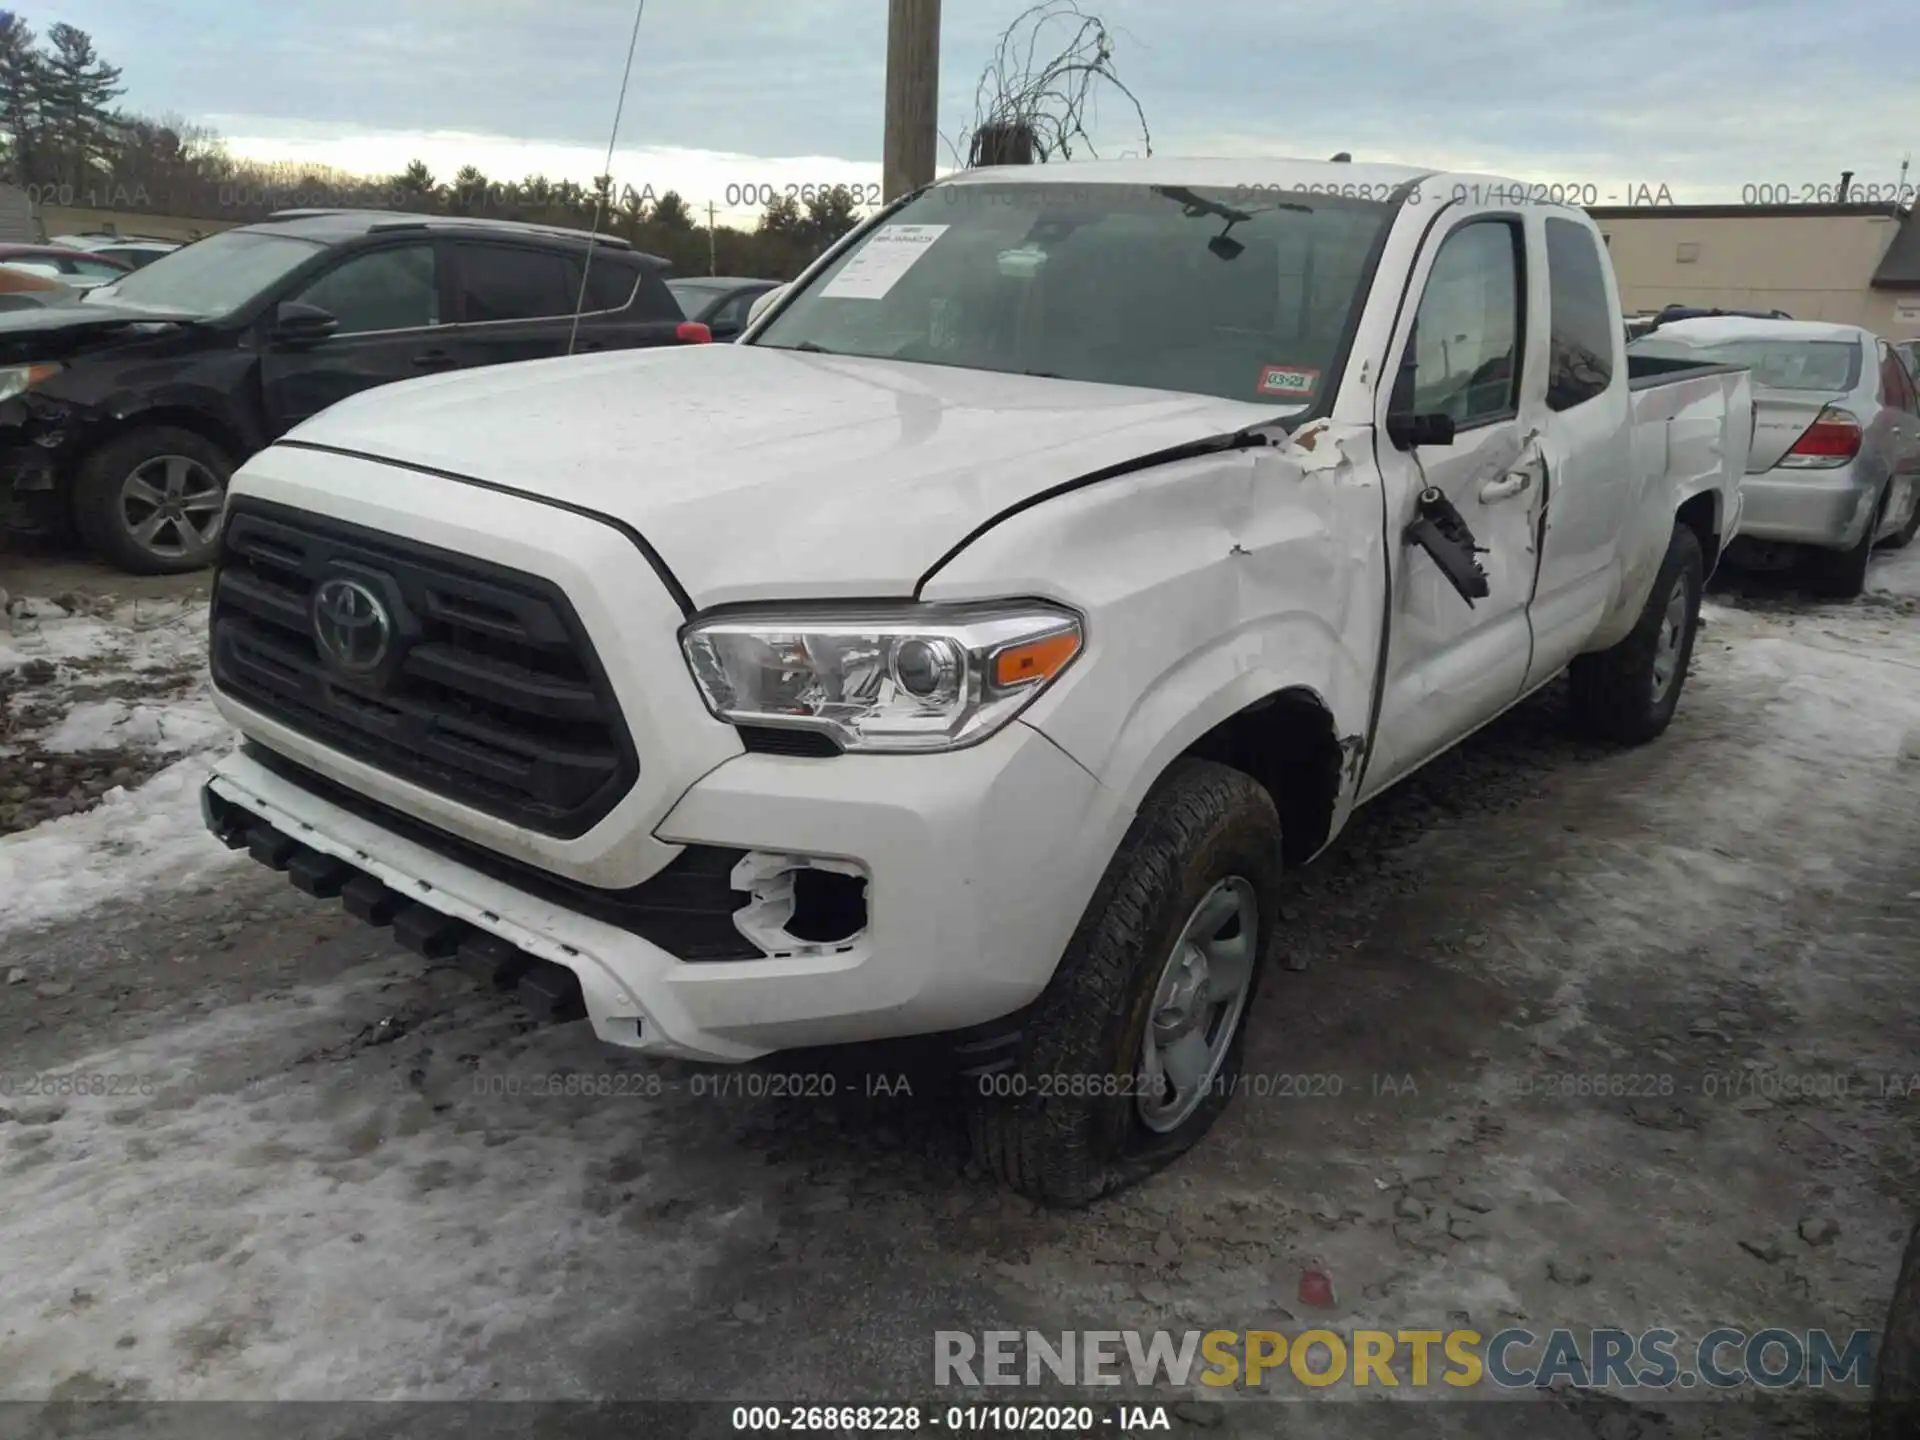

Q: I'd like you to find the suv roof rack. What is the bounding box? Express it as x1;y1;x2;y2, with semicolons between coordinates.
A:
365;215;634;249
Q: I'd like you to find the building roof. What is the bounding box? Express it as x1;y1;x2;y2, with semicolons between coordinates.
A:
1870;212;1920;289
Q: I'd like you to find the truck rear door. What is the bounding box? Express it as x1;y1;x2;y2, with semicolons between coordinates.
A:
1521;212;1636;691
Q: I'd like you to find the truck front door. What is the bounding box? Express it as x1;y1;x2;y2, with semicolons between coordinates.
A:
1362;209;1546;795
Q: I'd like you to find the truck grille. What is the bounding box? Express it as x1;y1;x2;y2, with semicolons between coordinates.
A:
210;498;637;838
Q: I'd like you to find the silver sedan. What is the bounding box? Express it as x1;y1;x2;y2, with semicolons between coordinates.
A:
1629;317;1920;597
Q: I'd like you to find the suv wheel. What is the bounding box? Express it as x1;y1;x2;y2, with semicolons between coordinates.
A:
72;427;233;574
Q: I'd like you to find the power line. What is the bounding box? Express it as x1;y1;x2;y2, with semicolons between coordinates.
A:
568;0;648;358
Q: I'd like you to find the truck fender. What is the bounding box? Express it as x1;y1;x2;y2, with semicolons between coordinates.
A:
919;441;1382;834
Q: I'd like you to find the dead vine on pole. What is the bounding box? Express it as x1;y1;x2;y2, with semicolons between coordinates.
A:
947;2;1151;168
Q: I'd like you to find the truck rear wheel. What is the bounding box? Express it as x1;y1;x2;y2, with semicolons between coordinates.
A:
967;759;1282;1208
1567;522;1703;745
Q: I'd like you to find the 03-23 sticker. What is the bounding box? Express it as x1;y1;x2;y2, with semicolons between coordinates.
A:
1256;365;1319;398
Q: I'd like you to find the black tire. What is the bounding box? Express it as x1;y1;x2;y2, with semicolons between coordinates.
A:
1871;1221;1920;1440
967;759;1283;1208
1798;493;1878;599
1878;479;1920;551
1568;522;1704;745
71;426;233;575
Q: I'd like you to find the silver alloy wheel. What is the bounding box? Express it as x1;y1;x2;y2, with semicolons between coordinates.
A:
120;454;224;559
1649;576;1689;704
1136;876;1259;1134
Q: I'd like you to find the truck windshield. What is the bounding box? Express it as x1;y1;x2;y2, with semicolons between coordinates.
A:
751;181;1395;408
84;230;326;317
1629;336;1862;393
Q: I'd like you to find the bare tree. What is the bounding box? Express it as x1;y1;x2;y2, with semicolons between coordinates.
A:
949;2;1149;169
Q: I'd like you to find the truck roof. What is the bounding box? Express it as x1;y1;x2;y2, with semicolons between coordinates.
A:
930;158;1617;221
935;157;1438;193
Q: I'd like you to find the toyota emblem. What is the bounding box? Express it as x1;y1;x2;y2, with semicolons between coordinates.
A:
312;577;392;675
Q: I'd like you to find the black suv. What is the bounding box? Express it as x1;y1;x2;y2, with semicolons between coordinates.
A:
0;209;710;573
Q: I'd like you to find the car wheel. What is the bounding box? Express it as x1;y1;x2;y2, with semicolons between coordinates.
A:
1568;522;1704;744
72;427;232;575
1797;500;1877;599
966;758;1282;1208
1871;1220;1920;1439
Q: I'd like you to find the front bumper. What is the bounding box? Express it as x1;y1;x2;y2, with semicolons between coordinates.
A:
1735;464;1881;550
204;724;1124;1063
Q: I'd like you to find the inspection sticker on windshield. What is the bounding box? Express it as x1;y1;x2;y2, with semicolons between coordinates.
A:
820;224;950;299
1256;365;1320;398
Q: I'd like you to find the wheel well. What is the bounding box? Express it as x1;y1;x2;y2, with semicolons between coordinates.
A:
1179;688;1345;867
74;407;247;477
1676;491;1720;574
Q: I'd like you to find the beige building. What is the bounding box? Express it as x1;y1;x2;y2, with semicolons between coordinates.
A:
1590;202;1920;340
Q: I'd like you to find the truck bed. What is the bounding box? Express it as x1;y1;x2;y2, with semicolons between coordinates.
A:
1626;353;1750;392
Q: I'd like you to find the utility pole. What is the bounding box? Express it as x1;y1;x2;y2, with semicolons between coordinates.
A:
706;201;718;275
883;0;940;203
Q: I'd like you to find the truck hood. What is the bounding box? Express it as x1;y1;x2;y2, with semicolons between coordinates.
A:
280;343;1293;609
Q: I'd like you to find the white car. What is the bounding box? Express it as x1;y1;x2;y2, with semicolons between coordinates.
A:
199;158;1753;1204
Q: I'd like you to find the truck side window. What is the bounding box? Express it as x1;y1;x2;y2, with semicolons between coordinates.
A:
294;244;438;335
1544;217;1616;411
1408;220;1521;427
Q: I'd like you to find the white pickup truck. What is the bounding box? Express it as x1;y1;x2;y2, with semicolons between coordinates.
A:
200;159;1753;1205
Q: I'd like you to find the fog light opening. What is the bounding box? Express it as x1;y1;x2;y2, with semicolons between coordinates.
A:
730;852;870;956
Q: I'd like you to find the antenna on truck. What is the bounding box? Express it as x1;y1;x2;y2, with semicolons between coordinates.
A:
567;0;649;358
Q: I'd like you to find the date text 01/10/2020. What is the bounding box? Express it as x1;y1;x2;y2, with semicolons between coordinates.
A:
1229;181;1678;207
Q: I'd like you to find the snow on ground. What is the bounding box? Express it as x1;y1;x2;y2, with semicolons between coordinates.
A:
1;560;1918;1414
1;592;241;916
0;981;730;1400
0;752;243;935
0;591;208;681
1869;541;1920;598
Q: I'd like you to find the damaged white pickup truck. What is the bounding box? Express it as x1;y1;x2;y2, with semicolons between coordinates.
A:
200;159;1754;1205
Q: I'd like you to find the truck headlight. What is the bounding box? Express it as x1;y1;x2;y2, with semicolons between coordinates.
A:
680;603;1083;753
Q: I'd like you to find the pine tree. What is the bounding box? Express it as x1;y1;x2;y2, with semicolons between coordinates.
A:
0;11;46;185
39;23;123;190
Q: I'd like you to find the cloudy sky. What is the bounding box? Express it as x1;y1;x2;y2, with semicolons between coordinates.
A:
54;0;1920;225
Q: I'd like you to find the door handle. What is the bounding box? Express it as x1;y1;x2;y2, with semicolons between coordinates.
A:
412;349;457;370
1479;470;1532;503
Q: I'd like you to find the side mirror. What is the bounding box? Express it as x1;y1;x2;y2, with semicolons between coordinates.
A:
746;285;788;328
1387;412;1457;449
272;301;338;344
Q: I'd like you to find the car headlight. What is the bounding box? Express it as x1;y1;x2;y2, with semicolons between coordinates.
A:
680;602;1084;753
0;362;61;403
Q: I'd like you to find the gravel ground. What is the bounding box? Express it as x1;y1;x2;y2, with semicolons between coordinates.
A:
0;548;1917;1439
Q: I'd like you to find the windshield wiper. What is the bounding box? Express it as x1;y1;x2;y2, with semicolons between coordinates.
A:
788;341;836;354
1152;184;1311;220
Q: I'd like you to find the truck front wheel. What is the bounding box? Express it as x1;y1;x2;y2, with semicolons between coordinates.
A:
967;759;1282;1208
1567;522;1704;744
